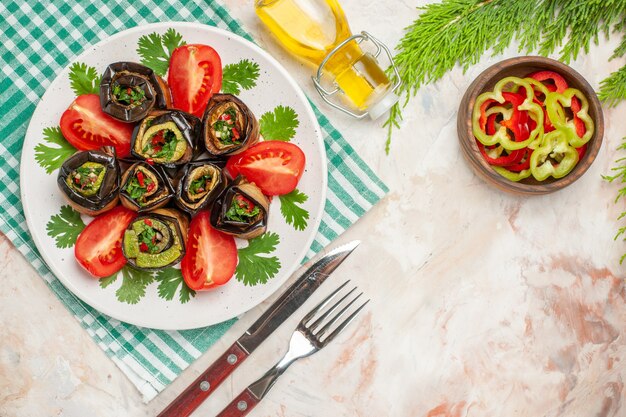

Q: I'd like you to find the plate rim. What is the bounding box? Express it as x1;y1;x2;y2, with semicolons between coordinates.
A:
20;21;328;330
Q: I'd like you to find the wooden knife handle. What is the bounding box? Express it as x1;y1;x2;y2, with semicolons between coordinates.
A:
216;389;260;417
157;342;248;417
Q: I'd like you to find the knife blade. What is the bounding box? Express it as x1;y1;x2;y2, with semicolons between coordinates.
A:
157;240;360;417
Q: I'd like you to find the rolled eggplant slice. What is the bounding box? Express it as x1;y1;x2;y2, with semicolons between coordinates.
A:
202;94;259;157
122;208;189;271
131;110;201;168
100;62;172;123
120;162;174;212
175;161;227;215
210;177;269;239
57;149;120;216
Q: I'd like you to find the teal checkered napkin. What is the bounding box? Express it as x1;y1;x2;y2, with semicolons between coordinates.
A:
0;0;388;401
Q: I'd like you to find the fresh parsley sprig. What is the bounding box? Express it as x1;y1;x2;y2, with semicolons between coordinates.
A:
68;62;101;96
279;189;309;231
46;205;85;249
155;267;196;304
35;127;76;174
222;59;260;95
235;232;281;286
259;105;299;141
137;28;186;77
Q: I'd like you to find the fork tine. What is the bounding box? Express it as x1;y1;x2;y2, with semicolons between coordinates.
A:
301;280;350;325
308;287;358;332
321;299;369;344
315;291;363;339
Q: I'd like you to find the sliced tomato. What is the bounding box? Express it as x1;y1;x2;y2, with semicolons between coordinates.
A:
60;94;133;157
168;44;222;118
74;206;137;278
226;141;306;196
181;211;237;291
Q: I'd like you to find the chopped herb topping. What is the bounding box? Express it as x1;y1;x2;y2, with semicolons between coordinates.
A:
113;84;146;107
212;108;241;145
137;224;163;254
143;129;178;160
225;194;260;222
125;170;154;203
68;163;104;193
189;174;212;195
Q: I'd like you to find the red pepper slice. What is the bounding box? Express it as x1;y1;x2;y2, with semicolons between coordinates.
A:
576;143;587;160
506;148;534;172
500;92;530;141
570;97;586;138
527;70;569;93
136;171;145;187
486;113;498;135
479;99;497;131
477;141;525;167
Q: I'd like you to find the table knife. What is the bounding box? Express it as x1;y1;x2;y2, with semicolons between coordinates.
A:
157;240;360;417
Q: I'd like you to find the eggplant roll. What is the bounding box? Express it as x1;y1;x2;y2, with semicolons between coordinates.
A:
57;149;120;216
100;62;172;123
120;162;174;212
175;161;227;215
210;177;269;239
122;208;189;270
202;94;259;157
131;110;201;168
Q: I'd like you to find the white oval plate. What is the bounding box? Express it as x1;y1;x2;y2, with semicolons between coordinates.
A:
20;22;327;330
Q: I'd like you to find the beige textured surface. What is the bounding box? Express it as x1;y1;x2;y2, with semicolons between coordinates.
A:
2;1;626;416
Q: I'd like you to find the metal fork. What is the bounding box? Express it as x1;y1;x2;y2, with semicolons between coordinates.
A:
216;281;369;417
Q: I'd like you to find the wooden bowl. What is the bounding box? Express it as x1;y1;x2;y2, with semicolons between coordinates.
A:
457;56;604;195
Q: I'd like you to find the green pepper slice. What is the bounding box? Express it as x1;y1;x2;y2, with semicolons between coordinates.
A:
472;76;544;150
492;166;532;182
529;130;579;181
544;88;594;148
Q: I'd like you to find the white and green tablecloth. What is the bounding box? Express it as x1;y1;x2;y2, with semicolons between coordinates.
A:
0;0;388;401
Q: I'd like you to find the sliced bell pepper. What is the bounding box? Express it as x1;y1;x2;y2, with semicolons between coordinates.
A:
544;89;594;148
472;76;544;150
570;96;586;138
493;166;532;182
527;70;569;93
506;148;534;172
529;130;579;181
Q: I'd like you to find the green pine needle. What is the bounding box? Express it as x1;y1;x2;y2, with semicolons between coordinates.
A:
235;232;281;286
279;189;309;231
385;0;626;152
222;59;260;95
46;205;85;249
68;62;101;96
599;65;626;107
34;127;76;174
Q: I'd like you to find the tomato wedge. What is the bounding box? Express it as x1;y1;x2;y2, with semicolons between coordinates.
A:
74;206;137;278
226;141;306;196
181;211;237;291
168;44;222;118
60;94;133;157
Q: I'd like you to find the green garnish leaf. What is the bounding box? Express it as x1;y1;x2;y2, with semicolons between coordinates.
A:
279;189;309;231
116;266;154;305
137;29;186;77
235;232;281;286
35;127;76;174
155;267;196;303
221;59;260;95
46;205;85;249
100;272;118;288
68;62;101;96
259;105;299;141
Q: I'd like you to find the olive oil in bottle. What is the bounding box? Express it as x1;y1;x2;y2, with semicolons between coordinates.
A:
255;0;399;119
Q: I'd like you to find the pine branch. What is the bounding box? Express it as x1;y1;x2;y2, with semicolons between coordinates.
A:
386;0;626;152
598;65;626;107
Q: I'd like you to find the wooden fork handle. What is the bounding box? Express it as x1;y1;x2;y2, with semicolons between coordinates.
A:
157;342;248;417
216;389;260;417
